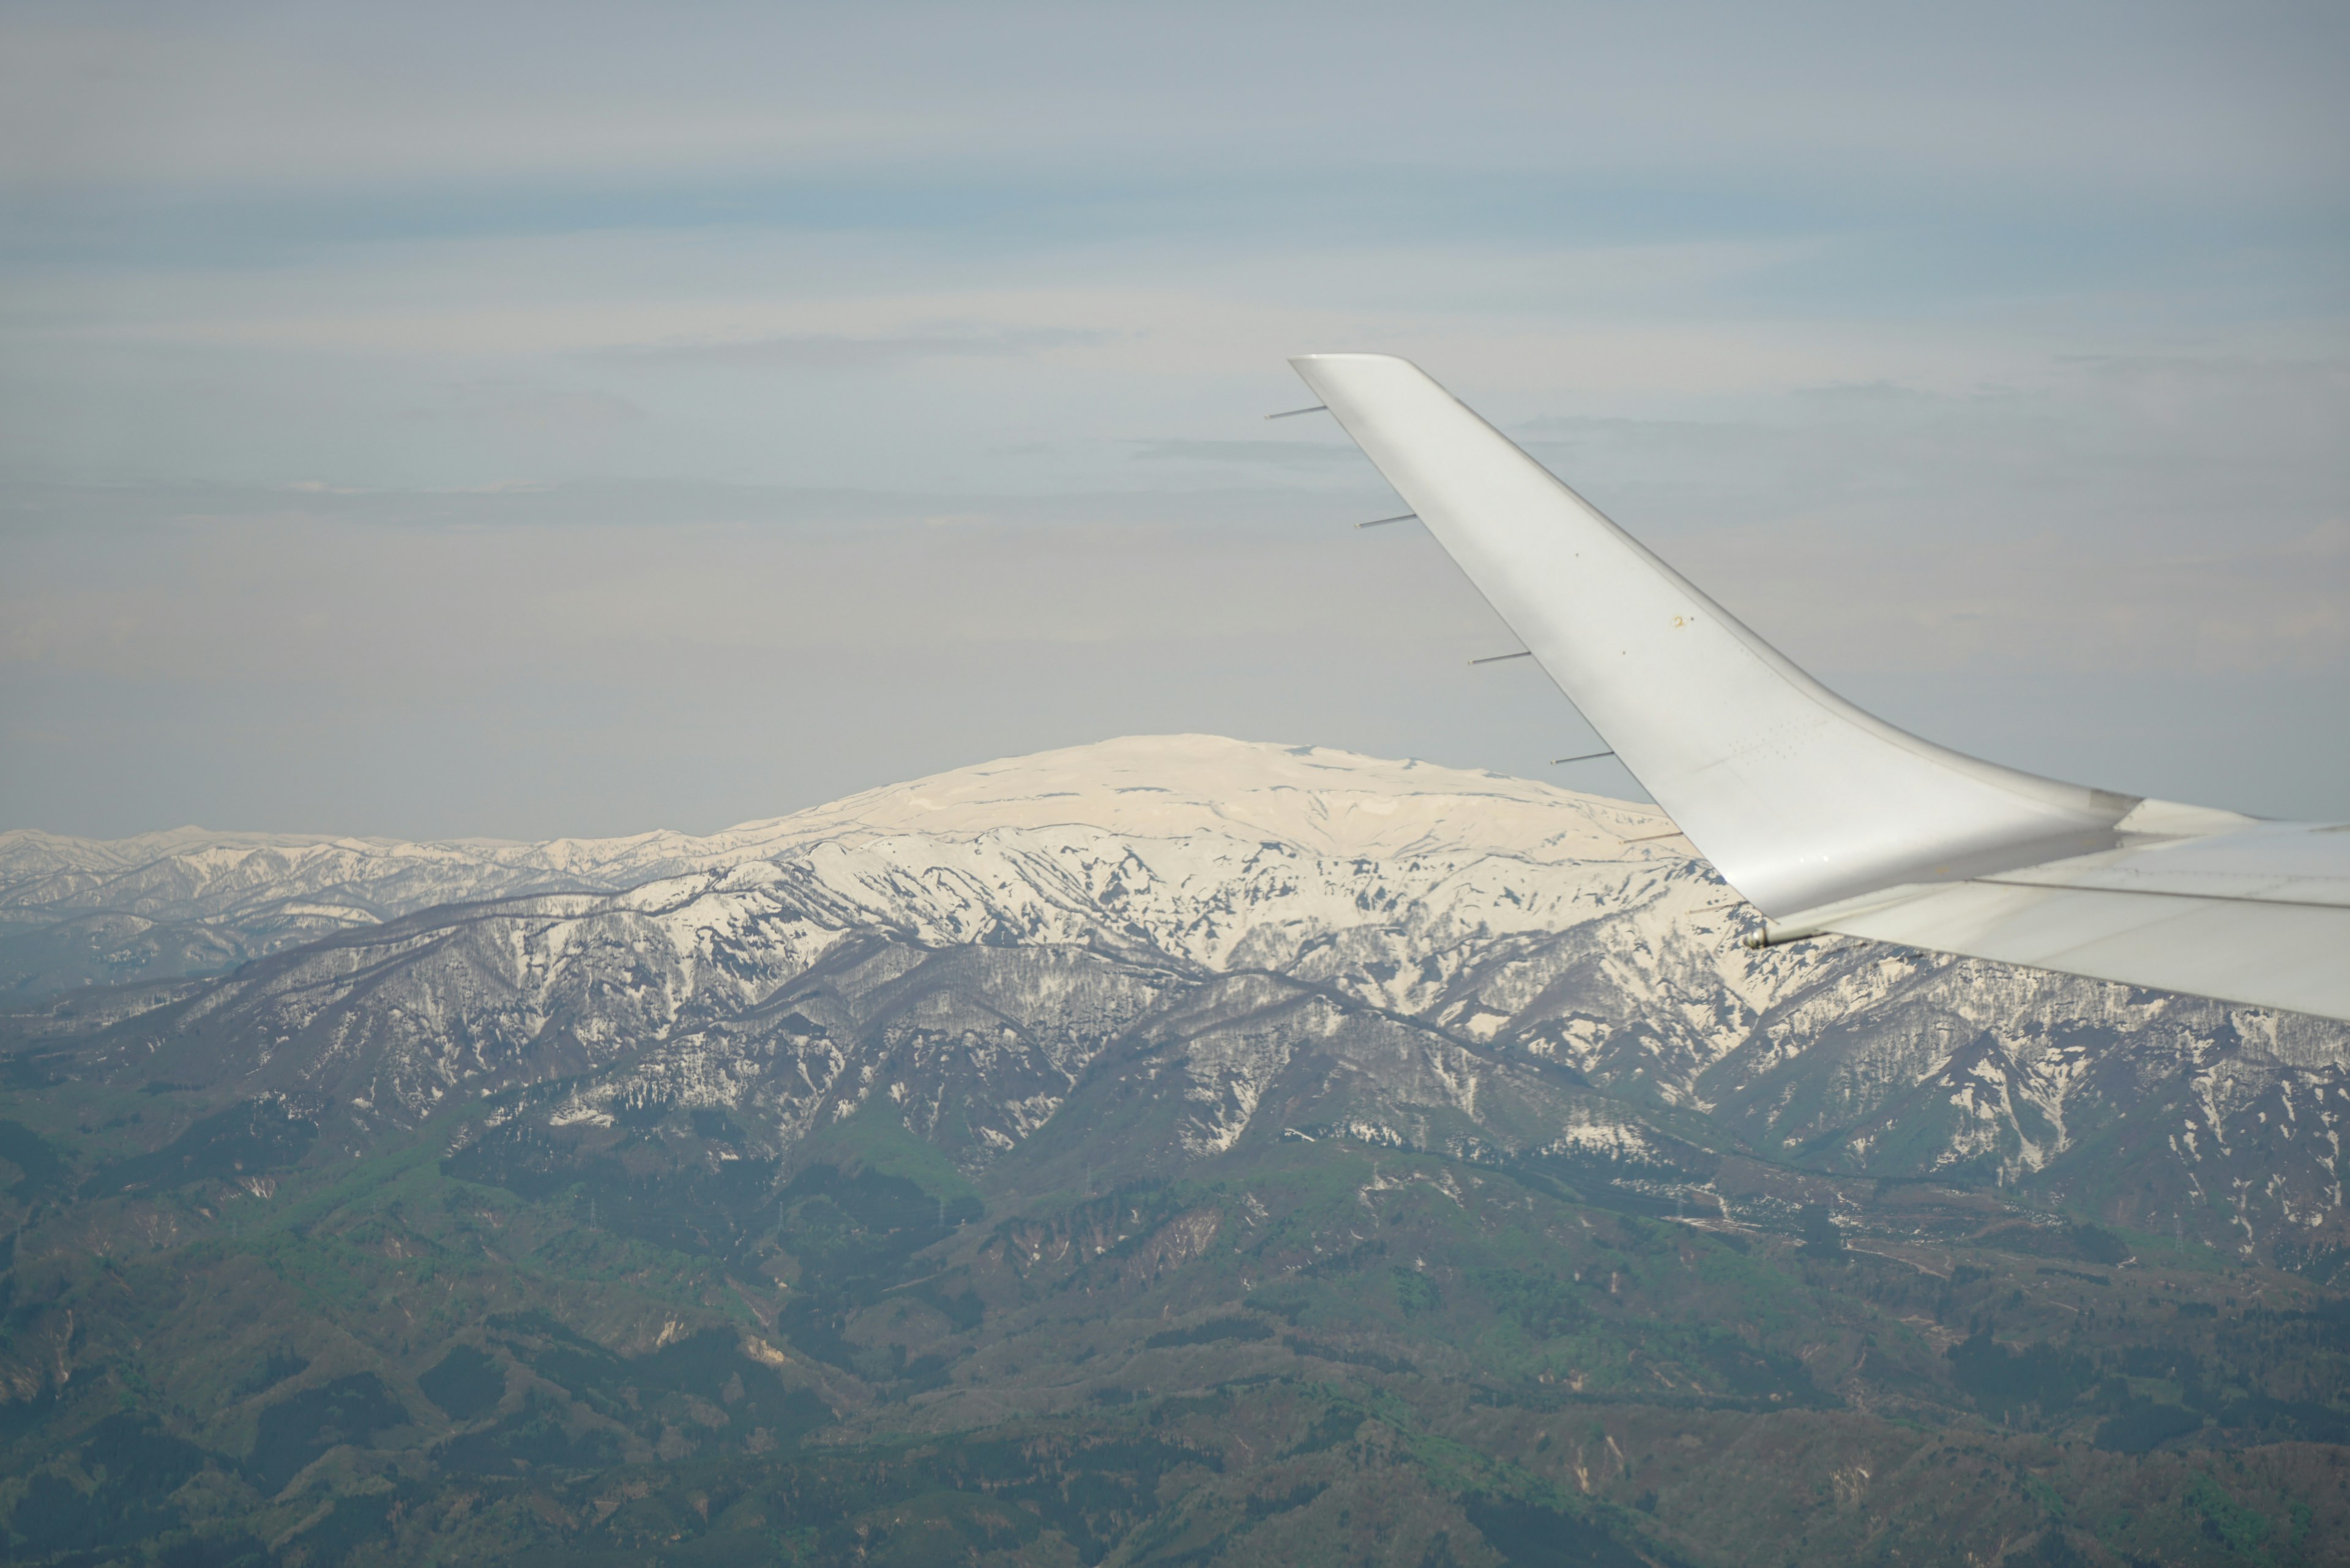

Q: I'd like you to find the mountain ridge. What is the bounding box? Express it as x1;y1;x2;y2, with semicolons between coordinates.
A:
0;736;1676;999
10;735;2346;1266
2;737;2348;1565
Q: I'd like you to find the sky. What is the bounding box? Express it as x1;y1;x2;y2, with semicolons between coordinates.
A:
3;0;2345;840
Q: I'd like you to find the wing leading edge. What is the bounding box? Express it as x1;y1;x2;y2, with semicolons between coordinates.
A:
1289;353;2350;1023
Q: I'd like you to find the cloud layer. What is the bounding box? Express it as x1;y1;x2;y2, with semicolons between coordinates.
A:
2;0;2344;835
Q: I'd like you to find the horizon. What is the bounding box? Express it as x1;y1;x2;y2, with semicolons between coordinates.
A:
4;7;2348;1537
1;731;1669;846
5;1;2345;840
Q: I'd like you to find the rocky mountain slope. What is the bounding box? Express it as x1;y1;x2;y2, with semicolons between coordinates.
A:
0;737;1676;996
3;737;2349;1566
10;736;2348;1263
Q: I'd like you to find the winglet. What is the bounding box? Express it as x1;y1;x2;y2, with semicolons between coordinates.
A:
1290;353;2141;917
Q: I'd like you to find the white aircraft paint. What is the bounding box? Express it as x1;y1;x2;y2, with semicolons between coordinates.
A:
1291;353;2350;1022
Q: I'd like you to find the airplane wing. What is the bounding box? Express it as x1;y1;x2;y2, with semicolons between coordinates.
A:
1289;353;2350;1023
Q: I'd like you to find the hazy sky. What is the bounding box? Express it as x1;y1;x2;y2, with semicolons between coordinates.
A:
4;0;2345;838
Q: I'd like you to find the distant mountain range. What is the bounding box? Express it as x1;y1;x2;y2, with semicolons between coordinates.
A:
9;736;2345;1265
4;736;2348;1566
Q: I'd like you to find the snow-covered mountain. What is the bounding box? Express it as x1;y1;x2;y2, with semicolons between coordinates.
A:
0;737;1674;996
10;736;2349;1264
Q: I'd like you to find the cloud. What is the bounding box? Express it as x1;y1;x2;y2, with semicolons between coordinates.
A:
1674;518;2350;679
5;4;2343;204
596;327;1111;370
3;1;2344;836
400;383;647;436
0;18;933;187
1125;439;1360;469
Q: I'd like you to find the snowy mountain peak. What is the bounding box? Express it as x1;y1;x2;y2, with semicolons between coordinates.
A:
7;736;2348;1264
1;736;1680;996
712;735;1673;863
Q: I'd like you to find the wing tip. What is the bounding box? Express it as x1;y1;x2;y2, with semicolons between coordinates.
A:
1288;351;1422;372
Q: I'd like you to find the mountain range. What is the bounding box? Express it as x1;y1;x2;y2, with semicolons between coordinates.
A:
0;736;2344;1566
10;736;2343;1263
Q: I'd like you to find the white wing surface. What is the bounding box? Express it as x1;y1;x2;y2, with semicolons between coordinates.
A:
1289;353;2350;1023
